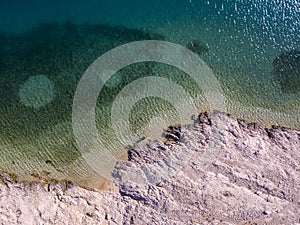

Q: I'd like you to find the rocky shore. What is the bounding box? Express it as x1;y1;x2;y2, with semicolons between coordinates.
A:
0;112;299;225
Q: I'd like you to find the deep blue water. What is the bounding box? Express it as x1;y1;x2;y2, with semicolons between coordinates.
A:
1;0;299;47
1;0;299;76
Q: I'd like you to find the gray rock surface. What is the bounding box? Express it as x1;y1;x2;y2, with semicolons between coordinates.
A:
0;112;299;225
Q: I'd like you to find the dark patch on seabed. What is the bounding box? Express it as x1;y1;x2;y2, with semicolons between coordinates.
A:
272;50;300;94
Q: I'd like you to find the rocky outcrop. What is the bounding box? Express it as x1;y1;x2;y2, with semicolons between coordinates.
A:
0;112;299;224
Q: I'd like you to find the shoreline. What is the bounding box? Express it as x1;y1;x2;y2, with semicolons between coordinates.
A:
1;112;299;224
1;111;299;190
1;110;299;190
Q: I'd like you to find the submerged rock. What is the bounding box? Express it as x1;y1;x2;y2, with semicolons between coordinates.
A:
186;40;209;55
273;49;300;94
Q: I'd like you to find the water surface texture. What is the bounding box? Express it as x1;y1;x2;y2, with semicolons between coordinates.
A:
0;0;299;188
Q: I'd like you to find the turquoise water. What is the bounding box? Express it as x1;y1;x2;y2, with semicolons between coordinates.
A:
0;0;299;188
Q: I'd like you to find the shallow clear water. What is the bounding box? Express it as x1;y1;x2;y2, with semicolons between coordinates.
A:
0;0;299;188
